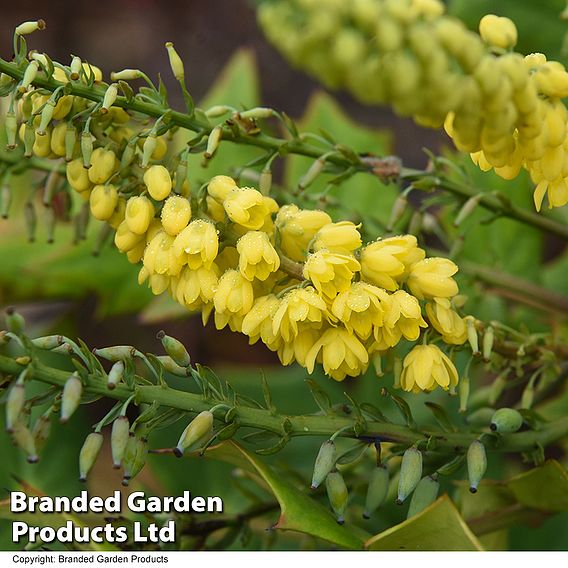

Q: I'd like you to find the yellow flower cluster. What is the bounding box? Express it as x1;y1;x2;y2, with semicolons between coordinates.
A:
258;0;568;210
3;31;467;391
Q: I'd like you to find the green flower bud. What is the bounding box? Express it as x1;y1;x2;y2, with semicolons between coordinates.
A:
15;20;46;36
407;475;439;518
65;124;77;162
81;132;93;169
156;355;191;377
521;382;534;410
465;407;495;427
454;194;482;227
32;412;51;453
386;194;408;231
204;126;222;160
5;110;18;150
111;69;143;81
482;326;494;362
174;411;214;457
141;134;157;169
239;107;274;120
111;416;130;469
79;432;103;482
107;360;124;390
60;374;83;423
31;335;64;350
488;371;508;406
6;382;26;433
205;105;231;118
165;42;185;81
490;408;523;433
45;205;56;244
174;158;188;194
93;345;136;362
1;183;12;219
298;156;325;191
120;139;137;171
21;61;39;91
123;435;148;485
5;306;25;334
259;168;272;196
12;421;39;463
397;447;422;504
101;83;118;114
70;56;82;80
43;170;59;207
310;439;336;490
459;374;470;414
465;316;480;356
408;210;423;235
23;120;35;157
467;440;487;493
37;99;56;136
157;331;191;367
363;465;389;519
326;470;349;524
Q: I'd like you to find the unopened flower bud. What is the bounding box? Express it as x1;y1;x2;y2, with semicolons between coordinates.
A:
488;371;507;406
15;20;46;36
407;475;439;518
482;326;494;362
23;121;35;157
207;175;238;202
239;107;275;120
79;432;103;482
123;436;148;485
204;126;222;159
298;157;325;191
363;465;389;519
12;421;38;463
490;408;523;433
387;194;408;231
107;360;124;390
393;356;402;389
454;194;482;227
120;138;137;171
310;439;336;490
93;345;136;362
6;382;26;433
459;375;470;413
326;470;349;524
144;165;172;201
466;407;496;427
465;316;480;355
397;447;423;504
521;382;534;410
165;42;185;81
37;99;56;136
5;110;17;149
1;183;12;219
205;105;231;118
259;168;272;196
21;61;39;91
44;205;56;244
90;184;118;221
65;124;77;162
156;356;191;376
407;210;423;235
69;56;82;80
467;440;487;493
101;83;118;114
31;335;64;350
5;306;25;334
157;331;191;367
111;416;130;468
24;201;37;243
141;134;157;169
174;411;213;457
60;374;83;423
111;69;143;81
42;170;59;206
81;132;93;169
32;412;51;452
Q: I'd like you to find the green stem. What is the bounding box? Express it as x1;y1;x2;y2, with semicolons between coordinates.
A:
1;353;567;454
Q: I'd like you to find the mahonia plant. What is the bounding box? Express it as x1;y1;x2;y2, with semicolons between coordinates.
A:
259;0;568;210
0;19;472;388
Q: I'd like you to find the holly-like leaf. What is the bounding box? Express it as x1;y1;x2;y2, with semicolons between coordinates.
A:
365;495;483;551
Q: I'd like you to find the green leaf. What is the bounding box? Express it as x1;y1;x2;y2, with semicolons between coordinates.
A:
202;441;369;549
365;495;483;551
424;401;457;432
506;460;568;513
304;378;334;415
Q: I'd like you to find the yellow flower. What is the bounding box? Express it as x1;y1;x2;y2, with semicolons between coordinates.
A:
237;231;281;281
114;220;144;253
241;294;281;350
89;184;118;221
66;158;93;193
161;195;192;236
425;298;467;345
88;147;118;184
223;187;271;230
400;344;459;393
360;235;425;291
125;195;155;235
143;165;172;201
331;282;389;340
143;231;183;276
272;286;328;342
214;269;254;317
277;327;319;367
303;250;360;300
275;204;331;261
207;175;238;202
174;265;219;310
173;220;218;269
313;221;362;253
305;327;369;381
407;258;459;299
